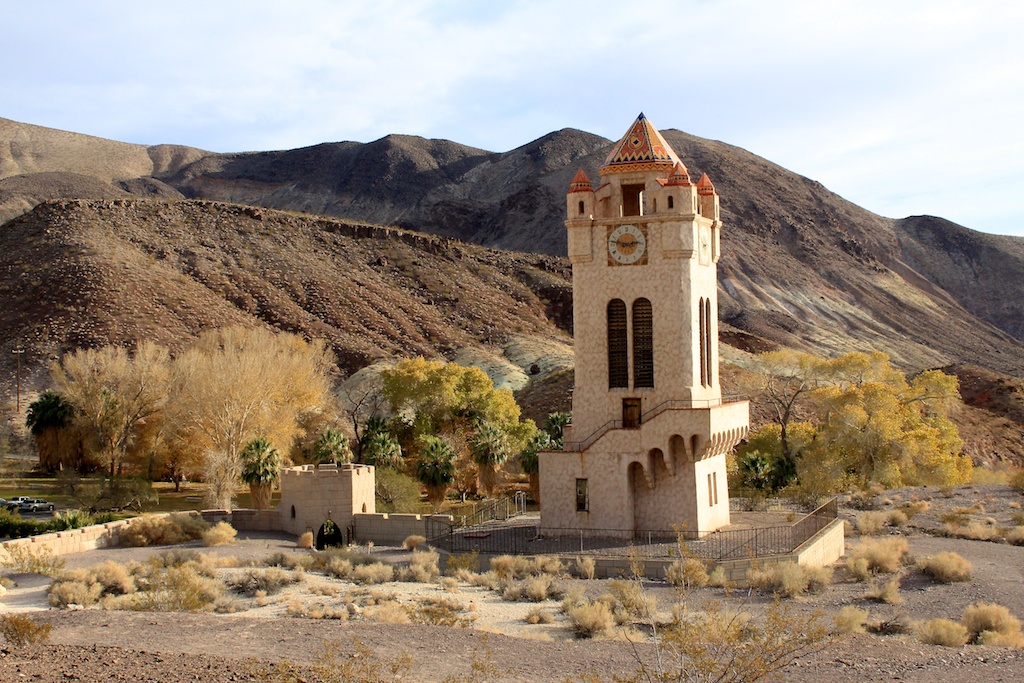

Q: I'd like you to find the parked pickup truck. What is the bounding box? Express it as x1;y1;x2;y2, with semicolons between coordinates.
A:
4;496;32;512
17;498;55;513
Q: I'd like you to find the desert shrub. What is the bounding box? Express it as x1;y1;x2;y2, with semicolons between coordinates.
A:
1006;526;1024;546
608;580;655;620
322;557;353;580
227;568;299;596
748;562;832;597
0;511;47;539
89;560;137;595
202;522;238;547
707;565;730;588
491;555;531;579
855;511;889;535
575;556;596;580
887;510;908;527
353;562;394;585
48;579;103;607
129;565;223;611
845;538;909;579
313;548;377;570
402;535;427;550
976;630;1024;647
368;601;411;624
848;487;883;510
119;513;209;547
525;606;555;624
918;618;970;647
296;532;314;549
398;549;439;583
532;556;565;576
264;552;315;571
410;596;474;627
863;577;903;604
939;511;968;526
0;614;51;646
445;551;479;575
568;600;615;638
460;569;500;590
666;558;709;588
942;522;1000;541
961;602;1022;643
834;606;869;634
522;574;561;602
899;500;930;519
1010;470;1024;494
919;552;973;583
47;509;94;531
1;543;65;576
561;586;586;613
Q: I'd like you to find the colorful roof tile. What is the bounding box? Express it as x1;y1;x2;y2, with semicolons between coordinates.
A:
600;113;682;176
568;168;594;193
696;172;716;196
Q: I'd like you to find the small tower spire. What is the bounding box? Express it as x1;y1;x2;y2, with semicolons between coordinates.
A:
568;168;594;193
696;173;716;196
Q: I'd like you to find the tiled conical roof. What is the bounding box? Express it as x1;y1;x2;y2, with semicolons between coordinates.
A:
568;168;594;193
696;172;716;196
600;113;682;176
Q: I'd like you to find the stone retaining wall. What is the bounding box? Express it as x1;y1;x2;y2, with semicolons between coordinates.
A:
353;513;454;546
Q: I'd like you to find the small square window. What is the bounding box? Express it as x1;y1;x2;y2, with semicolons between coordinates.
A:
576;478;589;512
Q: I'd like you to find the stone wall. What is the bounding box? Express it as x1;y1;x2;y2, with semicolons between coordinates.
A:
353;513;453;546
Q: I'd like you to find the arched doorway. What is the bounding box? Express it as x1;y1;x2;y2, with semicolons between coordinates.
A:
315;519;343;549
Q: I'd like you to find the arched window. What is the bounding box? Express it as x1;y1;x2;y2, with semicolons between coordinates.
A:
667;195;674;209
698;298;707;387
632;298;654;388
607;299;628;388
578;200;585;215
704;298;713;386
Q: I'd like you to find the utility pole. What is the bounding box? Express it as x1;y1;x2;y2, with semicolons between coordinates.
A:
12;344;24;413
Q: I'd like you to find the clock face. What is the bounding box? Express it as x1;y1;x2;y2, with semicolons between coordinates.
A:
607;224;647;265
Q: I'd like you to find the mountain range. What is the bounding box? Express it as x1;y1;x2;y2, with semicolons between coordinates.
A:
1;116;1023;463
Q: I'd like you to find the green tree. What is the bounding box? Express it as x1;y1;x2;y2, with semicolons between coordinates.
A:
361;430;403;470
414;435;456;511
470;421;511;496
543;411;571;448
518;430;551;503
240;436;281;510
311;428;352;465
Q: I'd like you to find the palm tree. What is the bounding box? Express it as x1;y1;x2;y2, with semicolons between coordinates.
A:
25;391;78;471
312;428;353;465
470;421;510;496
519;430;551;504
240;436;281;510
361;431;403;470
414;435;456;511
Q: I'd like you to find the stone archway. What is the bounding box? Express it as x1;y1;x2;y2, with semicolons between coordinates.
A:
315;519;343;549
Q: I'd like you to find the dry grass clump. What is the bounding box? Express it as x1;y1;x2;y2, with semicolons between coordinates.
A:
129;565;224;612
227;568;300;596
202;521;237;547
568;600;615;638
525;606;555;624
500;574;563;602
919;552;973;583
402;535;427;550
367;601;411;624
263;552;316;571
666;558;709;588
119;513;209;547
286;598;349;620
834;606;869;634
0;614;52;647
899;500;930;519
942;522;1001;541
607;580;655;620
397;550;439;583
352;562;394;585
845;538;909;580
855;511;888;535
747;562;832;597
1006;526;1024;546
445;551;479;575
918;618;970;647
575;556;596;580
409;596;475;627
1;544;66;576
296;531;314;549
707;565;731;588
1009;470;1024;494
48;578;104;607
490;555;563;579
863;577;903;604
962;602;1024;646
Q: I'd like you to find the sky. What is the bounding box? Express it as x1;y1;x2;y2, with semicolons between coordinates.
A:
2;0;1023;237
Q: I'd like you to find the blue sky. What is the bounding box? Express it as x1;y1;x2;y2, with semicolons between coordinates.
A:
3;0;1023;236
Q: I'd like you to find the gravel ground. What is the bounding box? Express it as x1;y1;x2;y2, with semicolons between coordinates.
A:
2;484;1024;682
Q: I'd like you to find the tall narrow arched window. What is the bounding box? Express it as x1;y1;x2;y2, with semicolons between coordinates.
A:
667;195;674;209
704;298;714;386
578;200;585;215
698;298;707;387
632;298;654;388
607;299;628;388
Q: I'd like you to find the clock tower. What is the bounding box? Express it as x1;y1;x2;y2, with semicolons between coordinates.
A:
539;114;749;535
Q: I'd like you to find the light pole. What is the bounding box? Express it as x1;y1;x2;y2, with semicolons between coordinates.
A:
12;344;24;412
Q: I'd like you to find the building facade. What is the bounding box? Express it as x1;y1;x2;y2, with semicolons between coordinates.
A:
539;114;749;535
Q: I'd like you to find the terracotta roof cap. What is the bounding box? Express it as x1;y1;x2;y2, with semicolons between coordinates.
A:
568;168;594;193
665;161;692;186
696;172;716;196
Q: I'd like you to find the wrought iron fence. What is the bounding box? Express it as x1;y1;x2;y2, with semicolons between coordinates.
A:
428;498;838;561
